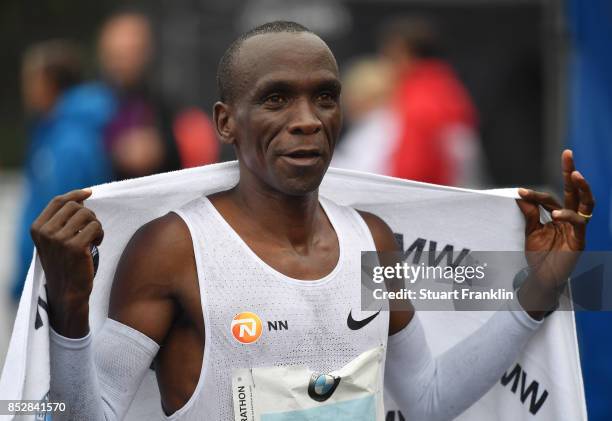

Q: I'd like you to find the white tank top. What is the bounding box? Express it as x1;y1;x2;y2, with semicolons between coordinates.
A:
168;195;388;420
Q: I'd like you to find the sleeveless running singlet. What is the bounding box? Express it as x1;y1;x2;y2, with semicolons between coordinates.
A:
169;195;388;420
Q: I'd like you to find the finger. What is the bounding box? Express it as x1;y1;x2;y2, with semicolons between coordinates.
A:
562;149;579;211
552;209;586;240
42;201;84;234
94;228;104;246
32;189;92;230
572;170;595;216
57;208;98;239
518;188;562;212
516;199;542;235
71;220;104;248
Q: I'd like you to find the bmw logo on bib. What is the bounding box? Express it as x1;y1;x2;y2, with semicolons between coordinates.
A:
307;373;341;402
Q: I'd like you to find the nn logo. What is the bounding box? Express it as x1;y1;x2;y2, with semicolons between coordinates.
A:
267;320;288;331
231;312;263;344
500;363;549;415
231;312;289;344
394;234;470;267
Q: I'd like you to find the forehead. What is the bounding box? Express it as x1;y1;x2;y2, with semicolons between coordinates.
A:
234;32;339;94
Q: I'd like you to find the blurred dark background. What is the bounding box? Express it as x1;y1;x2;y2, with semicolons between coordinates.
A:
0;0;563;187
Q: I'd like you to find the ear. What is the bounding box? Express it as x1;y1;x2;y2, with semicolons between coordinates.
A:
213;101;235;145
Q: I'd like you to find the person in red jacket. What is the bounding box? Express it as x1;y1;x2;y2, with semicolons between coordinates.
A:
381;18;487;187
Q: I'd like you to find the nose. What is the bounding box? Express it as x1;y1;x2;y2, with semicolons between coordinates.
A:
287;98;322;135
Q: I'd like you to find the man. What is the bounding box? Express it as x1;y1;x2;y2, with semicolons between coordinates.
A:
31;22;594;420
12;40;115;301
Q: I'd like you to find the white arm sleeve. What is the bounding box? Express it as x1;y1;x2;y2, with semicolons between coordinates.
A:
384;298;543;421
49;318;159;421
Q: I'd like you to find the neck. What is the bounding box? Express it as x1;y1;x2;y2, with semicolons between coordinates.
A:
230;168;321;249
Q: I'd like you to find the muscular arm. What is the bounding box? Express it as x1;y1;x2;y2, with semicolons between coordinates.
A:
47;210;192;420
108;213;185;346
358;211;542;421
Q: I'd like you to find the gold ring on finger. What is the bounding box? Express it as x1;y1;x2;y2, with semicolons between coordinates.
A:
578;211;593;221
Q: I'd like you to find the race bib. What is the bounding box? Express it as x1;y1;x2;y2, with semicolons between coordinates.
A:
232;346;385;421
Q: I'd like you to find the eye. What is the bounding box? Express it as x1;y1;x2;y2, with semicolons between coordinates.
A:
316;92;338;107
263;94;287;108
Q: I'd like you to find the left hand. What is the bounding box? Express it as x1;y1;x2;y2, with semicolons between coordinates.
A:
516;149;595;317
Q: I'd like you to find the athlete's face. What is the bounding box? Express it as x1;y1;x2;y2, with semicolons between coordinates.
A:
215;32;342;195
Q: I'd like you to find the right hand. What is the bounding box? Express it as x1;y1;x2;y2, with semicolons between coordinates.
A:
30;189;104;337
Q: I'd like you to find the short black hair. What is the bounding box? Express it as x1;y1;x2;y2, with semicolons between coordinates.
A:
216;21;312;103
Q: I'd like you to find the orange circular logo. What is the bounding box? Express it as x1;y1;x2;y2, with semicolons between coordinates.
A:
231;312;263;344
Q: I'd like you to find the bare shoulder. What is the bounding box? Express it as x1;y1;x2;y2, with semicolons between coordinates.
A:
121;212;193;266
356;210;399;252
108;212;194;343
112;213;193;285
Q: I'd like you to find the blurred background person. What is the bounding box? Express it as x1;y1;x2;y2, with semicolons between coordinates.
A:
12;40;115;300
381;17;488;187
98;10;179;179
331;57;400;175
98;10;218;180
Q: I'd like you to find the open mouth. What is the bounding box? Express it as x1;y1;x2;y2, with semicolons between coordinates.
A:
280;149;322;165
285;150;320;158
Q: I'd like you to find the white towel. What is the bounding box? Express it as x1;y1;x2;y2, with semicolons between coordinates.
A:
0;161;587;420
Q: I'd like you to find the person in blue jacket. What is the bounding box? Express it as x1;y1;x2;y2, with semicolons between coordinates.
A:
12;40;116;301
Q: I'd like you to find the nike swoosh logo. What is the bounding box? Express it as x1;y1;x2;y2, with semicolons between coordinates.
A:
347;310;380;330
